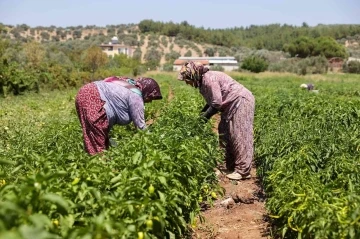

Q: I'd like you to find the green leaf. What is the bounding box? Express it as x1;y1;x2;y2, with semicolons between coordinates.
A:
132;152;142;165
19;225;59;239
110;174;122;184
11;165;24;174
0;231;22;239
158;176;167;186
42;193;70;213
0;159;14;165
158;191;166;203
29;214;52;228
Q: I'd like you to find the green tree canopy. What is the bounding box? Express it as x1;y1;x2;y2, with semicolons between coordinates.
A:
204;47;215;57
241;55;269;73
82;46;108;78
283;36;348;58
313;36;347;58
23;41;46;70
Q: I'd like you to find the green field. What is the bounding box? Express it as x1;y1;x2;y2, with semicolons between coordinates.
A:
1;73;360;239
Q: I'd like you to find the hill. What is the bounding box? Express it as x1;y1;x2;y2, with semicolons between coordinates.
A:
1;22;360;64
0;24;224;65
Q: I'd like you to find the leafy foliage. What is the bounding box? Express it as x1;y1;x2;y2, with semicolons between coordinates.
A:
138;19;360;50
283;36;348;58
245;74;360;238
343;60;360;74
81;46;109;78
0;77;223;238
164;51;180;62
268;56;329;75
209;64;224;71
241;55;269;73
204;48;215;57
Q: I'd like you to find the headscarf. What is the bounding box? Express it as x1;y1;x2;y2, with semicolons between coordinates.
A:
177;61;209;88
135;77;163;100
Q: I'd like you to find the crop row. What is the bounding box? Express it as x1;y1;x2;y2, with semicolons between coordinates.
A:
0;77;222;239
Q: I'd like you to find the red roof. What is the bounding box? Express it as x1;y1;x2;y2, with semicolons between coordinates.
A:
173;59;209;65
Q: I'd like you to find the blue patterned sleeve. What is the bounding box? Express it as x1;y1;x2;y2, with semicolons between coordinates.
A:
129;94;146;130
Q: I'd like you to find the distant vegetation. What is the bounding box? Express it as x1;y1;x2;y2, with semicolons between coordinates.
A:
138;20;360;50
1;21;360;96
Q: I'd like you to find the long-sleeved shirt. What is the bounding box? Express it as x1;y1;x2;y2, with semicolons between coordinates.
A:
94;80;146;129
199;71;254;121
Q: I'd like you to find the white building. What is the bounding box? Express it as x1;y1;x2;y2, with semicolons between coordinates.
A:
348;57;360;63
99;36;135;58
173;57;239;71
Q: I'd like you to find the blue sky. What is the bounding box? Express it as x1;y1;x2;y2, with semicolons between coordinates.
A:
0;0;359;29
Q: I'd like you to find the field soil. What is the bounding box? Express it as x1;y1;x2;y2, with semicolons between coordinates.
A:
192;115;269;239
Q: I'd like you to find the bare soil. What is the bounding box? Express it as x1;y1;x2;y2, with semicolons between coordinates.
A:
192;115;270;239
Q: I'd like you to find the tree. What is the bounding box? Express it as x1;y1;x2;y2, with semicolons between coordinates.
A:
132;48;142;61
23;41;45;70
82;46;108;79
302;22;309;28
313;37;347;58
204;47;215;57
283;36;348;59
144;48;161;67
283;36;315;58
40;31;50;41
165;50;181;62
343;60;360;74
184;50;192;57
108;53;140;70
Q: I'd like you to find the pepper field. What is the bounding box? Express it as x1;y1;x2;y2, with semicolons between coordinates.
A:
1;73;360;239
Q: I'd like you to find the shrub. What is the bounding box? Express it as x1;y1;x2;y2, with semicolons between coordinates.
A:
144;48;161;63
165;50;180;62
297;56;328;75
72;30;82;39
343;60;360;74
40;31;50;40
268;56;328;75
210;64;224;71
204;47;215;57
132;48;142;61
161;36;168;47
162;63;174;71
241;55;269;73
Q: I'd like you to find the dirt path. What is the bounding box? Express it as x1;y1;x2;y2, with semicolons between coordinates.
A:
193;115;269;239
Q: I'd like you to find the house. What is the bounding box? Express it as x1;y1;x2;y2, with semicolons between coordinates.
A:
100;36;135;58
348;57;360;63
328;57;344;71
173;57;239;71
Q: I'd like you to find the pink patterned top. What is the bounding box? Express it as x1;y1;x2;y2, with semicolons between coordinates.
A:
200;71;254;121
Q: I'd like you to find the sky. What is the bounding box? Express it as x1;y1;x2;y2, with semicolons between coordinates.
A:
0;0;359;29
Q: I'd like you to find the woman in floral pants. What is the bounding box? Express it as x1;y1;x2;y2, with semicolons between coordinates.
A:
75;76;162;155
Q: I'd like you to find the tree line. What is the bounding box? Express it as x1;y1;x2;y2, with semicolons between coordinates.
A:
1;20;359;97
138;20;360;51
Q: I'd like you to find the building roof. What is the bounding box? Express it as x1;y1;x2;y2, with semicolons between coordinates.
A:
100;43;135;48
179;56;236;60
174;59;209;65
208;60;238;64
174;56;238;65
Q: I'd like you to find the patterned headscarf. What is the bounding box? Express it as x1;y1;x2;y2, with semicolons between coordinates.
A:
135;77;163;100
177;61;209;88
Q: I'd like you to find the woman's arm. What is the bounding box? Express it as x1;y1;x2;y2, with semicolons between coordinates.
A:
201;75;222;110
129;95;146;130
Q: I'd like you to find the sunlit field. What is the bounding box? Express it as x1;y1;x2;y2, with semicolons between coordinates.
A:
1;72;359;238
